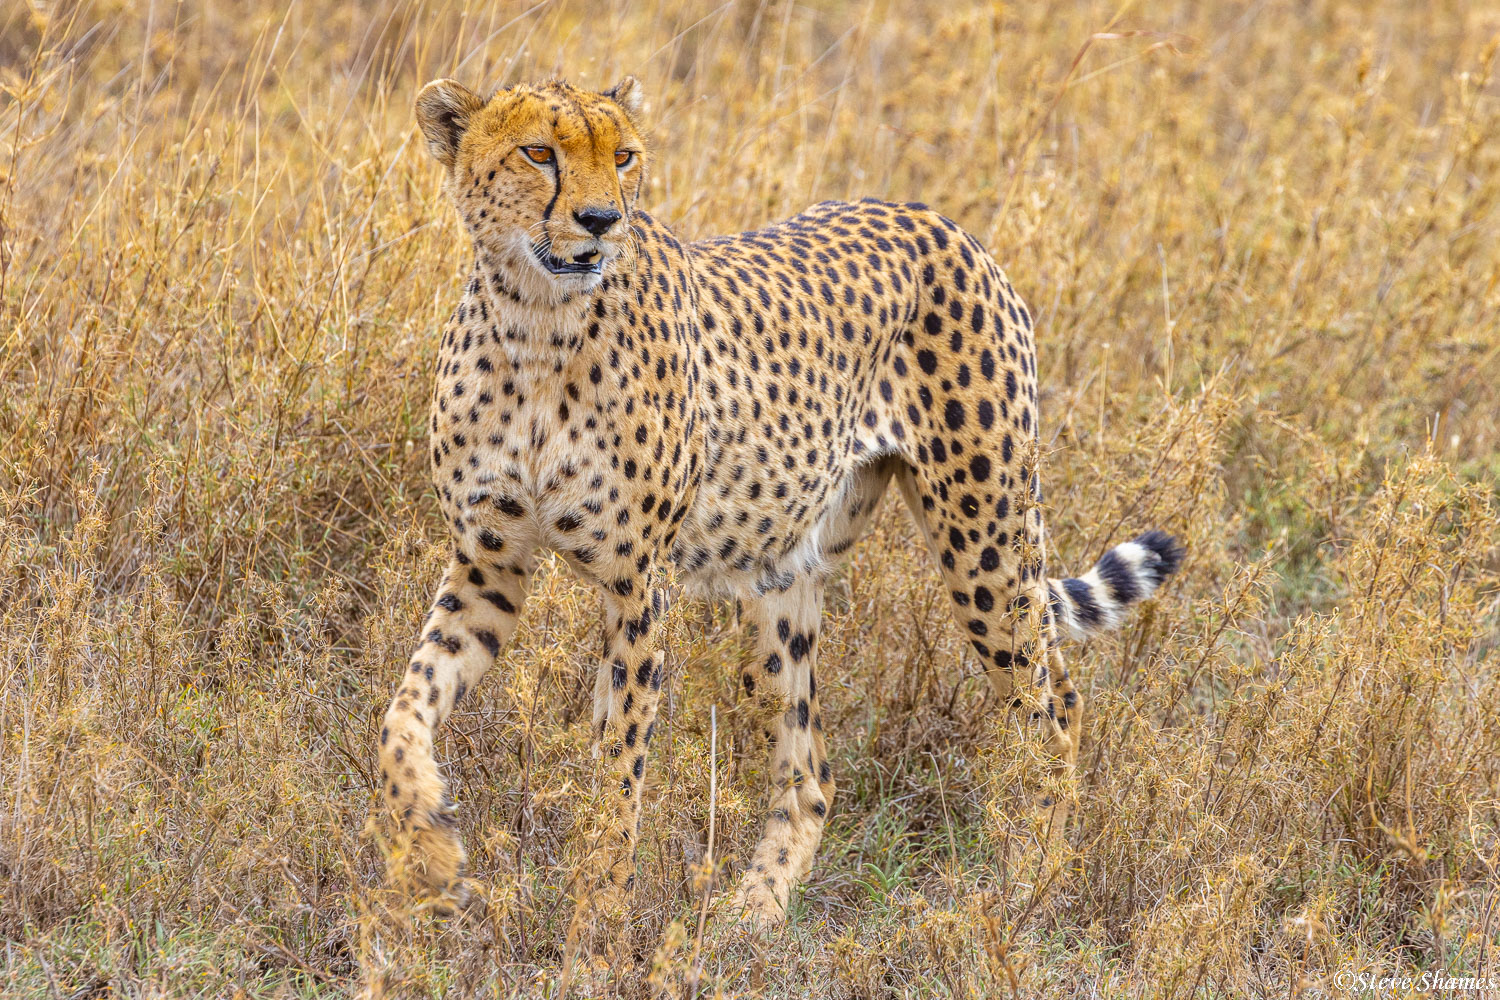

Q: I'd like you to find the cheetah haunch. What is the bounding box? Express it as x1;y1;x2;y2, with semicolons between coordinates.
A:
377;75;1184;930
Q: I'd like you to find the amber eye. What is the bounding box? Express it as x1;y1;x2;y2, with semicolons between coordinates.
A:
521;146;554;164
614;150;634;168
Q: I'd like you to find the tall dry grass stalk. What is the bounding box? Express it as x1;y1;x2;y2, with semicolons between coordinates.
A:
2;0;1497;996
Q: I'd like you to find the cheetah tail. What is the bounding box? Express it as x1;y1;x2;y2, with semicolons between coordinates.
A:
1046;530;1185;641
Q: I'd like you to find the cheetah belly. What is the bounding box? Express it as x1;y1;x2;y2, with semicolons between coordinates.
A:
670;445;891;601
670;492;838;600
668;359;900;600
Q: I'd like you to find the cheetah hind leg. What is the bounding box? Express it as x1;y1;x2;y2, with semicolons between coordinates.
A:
891;464;1081;850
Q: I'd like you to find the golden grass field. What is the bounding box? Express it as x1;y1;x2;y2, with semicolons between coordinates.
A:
3;0;1499;996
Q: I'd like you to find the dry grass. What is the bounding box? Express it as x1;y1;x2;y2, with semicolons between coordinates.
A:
3;0;1499;996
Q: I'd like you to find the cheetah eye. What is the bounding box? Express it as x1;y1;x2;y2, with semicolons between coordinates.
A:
614;150;634;168
521;146;554;164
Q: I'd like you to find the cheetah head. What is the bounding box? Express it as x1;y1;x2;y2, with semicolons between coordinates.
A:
415;77;647;303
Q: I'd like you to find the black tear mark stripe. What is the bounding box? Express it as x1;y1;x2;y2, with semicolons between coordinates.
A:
542;163;562;223
541;113;563;224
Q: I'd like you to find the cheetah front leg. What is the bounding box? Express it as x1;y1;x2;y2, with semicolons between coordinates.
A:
378;552;530;899
567;578;670;945
730;575;834;926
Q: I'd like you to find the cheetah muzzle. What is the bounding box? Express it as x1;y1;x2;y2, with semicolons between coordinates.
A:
377;74;1185;945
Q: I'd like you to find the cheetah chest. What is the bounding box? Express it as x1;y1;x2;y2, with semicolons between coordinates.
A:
433;355;635;573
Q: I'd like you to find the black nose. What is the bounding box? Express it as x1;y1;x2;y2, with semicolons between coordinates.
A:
574;206;622;236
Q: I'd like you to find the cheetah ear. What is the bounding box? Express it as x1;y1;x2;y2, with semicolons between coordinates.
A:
415;79;485;168
603;75;644;118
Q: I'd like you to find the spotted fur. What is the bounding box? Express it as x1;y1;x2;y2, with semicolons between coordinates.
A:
377;76;1184;929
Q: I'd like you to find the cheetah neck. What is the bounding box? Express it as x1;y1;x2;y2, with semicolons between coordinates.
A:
469;253;597;370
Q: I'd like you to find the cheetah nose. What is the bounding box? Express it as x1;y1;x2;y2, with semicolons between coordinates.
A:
575;206;622;236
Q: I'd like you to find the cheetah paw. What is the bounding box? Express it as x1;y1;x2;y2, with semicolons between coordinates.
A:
391;813;469;904
728;877;788;929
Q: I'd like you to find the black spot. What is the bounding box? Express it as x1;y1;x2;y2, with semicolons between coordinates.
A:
494;495;526;518
480;590;516;614
788;633;810;662
473;628;500;656
944;399;965;430
425;629;461;654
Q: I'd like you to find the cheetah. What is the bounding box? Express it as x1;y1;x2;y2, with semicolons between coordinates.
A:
377;75;1184;929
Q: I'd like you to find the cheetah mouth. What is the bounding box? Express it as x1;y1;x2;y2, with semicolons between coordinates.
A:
532;243;604;276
